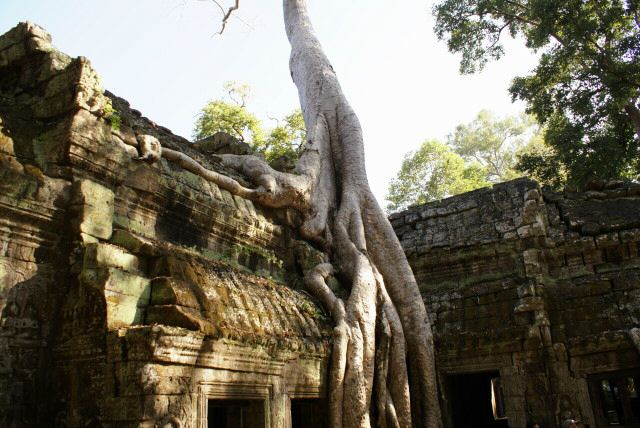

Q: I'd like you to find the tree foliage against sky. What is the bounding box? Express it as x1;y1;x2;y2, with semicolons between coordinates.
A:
193;81;305;164
434;0;640;186
193;81;265;144
262;109;306;163
387;140;489;212
452;109;535;181
387;111;541;212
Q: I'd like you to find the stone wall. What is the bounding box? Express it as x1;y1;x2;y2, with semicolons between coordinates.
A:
0;23;330;428
392;178;640;428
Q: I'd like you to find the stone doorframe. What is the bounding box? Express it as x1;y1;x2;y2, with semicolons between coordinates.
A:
283;384;324;428
196;381;273;428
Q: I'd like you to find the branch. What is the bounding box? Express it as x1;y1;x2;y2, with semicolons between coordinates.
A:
485;8;640;88
488;20;513;50
213;0;240;35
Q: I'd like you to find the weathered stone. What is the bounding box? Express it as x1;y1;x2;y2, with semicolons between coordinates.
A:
146;305;212;332
71;179;114;239
150;277;201;309
395;178;640;428
83;242;144;273
193;131;252;155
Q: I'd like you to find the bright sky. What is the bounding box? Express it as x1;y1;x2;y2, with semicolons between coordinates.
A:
0;0;539;205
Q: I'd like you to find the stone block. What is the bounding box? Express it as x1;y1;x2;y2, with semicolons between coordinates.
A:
109;230;161;256
80;266;150;329
109;270;151;301
71;179;114;240
612;272;640;291
596;232;620;248
124;164;161;194
146;305;213;334
150;277;201;309
104;291;146;328
524;188;541;201
101;396;143;422
521;199;539;224
514;296;544;313
83;242;143;273
142;394;170;420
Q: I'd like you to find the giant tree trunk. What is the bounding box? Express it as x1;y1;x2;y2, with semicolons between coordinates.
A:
281;2;441;427
149;1;442;426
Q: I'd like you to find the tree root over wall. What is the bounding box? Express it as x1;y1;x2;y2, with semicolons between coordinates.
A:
133;1;443;427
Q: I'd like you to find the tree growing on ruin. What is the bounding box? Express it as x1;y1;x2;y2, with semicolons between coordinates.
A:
434;0;640;186
193;81;265;144
146;1;443;427
193;81;305;167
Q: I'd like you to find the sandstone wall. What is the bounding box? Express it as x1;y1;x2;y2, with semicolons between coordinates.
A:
0;23;330;428
392;178;640;428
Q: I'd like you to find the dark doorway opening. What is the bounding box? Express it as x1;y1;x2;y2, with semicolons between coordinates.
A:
207;399;265;428
291;398;327;428
446;371;510;428
588;369;640;427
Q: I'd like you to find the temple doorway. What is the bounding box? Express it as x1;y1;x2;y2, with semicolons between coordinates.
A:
446;371;510;428
290;398;327;428
207;399;265;428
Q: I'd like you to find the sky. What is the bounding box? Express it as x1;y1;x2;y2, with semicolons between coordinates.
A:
0;0;539;205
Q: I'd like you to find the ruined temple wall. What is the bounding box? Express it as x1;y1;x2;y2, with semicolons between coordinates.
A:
0;23;329;428
392;178;640;428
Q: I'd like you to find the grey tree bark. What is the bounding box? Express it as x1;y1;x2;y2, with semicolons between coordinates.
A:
624;102;640;140
142;1;443;426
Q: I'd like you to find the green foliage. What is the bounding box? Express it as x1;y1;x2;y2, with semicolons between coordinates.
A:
259;109;306;163
517;111;639;186
193;82;305;166
387;111;544;212
104;99;121;131
451;110;536;181
433;0;640;186
193;81;265;145
386;140;490;212
514;131;567;189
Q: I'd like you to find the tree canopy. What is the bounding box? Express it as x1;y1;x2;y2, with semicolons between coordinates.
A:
192;81;305;166
387;110;541;212
434;0;640;186
261;109;306;166
193;81;265;145
452;109;535;181
387;140;489;211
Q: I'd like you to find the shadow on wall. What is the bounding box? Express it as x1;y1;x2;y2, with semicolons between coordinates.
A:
1;268;50;426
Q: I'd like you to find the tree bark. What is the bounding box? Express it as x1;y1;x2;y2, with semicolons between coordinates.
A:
624;102;640;140
282;1;442;427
